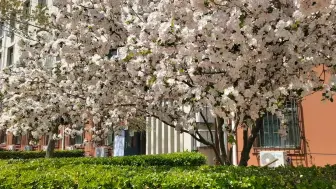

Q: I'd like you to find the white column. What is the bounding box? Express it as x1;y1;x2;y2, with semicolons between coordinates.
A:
183;133;194;151
231;113;238;166
168;126;174;153
180;131;184;152
174;130;180;152
146;117;151;155
155;118;162;154
162;121;168;153
150;117;156;155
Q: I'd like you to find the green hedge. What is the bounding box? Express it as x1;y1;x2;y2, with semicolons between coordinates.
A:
0;152;206;167
0;160;335;189
0;151;205;166
66;152;206;166
0;150;84;159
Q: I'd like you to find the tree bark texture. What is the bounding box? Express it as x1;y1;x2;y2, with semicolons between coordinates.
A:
238;117;263;166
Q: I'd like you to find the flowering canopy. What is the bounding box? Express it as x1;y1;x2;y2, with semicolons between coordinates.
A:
0;0;336;150
0;0;139;143
122;0;336;130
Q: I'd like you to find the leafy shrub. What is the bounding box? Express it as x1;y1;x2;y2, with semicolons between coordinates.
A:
74;151;207;166
1;151;206;167
0;150;84;159
0;160;335;189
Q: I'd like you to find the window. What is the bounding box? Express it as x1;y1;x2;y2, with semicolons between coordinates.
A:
0;22;3;37
7;46;14;66
256;100;301;148
196;130;216;147
22;1;31;33
70;134;83;145
107;48;118;59
38;0;47;7
9;14;15;42
45;56;55;69
12;135;21;145
0;130;6;144
23;1;31;15
0;22;3;47
75;134;83;144
105;131;114;146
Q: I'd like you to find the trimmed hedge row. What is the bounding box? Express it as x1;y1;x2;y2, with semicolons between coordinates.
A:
100;151;206;166
0;150;84;159
0;161;336;188
1;152;206;167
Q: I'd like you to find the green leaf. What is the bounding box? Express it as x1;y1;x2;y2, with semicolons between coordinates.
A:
170;17;175;32
291;21;300;30
239;14;246;28
148;76;157;86
228;135;236;144
122;52;135;62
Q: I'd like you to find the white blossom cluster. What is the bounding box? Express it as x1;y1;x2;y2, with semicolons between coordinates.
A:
1;0;336;144
0;0;139;143
122;0;336;132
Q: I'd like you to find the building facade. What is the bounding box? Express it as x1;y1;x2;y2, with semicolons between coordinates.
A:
1;0;336;165
236;91;336;167
146;91;336;166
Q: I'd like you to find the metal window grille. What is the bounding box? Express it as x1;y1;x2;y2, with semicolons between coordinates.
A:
258;99;301;148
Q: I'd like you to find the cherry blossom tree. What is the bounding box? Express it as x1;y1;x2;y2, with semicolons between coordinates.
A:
1;0;336;165
0;0;143;157
121;0;336;165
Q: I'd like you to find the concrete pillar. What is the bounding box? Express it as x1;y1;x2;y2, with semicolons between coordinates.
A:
168;126;174;153
155;118;162;154
162;121;168;153
150;117;156;154
183;133;194;151
180;131;184;152
145;117;151;155
174;130;180;152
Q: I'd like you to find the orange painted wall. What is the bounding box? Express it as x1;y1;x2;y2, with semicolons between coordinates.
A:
236;92;336;166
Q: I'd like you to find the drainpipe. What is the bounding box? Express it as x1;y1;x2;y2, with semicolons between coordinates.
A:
231;112;238;165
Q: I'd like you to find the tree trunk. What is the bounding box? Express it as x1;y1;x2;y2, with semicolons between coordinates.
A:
211;144;224;165
45;133;56;158
216;117;231;165
45;122;59;158
238;118;263;166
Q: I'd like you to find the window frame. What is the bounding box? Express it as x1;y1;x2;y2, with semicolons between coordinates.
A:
0;130;6;144
7;46;14;66
255;99;301;149
70;133;84;145
38;0;47;7
12;135;21;145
